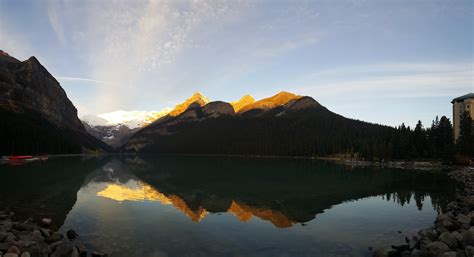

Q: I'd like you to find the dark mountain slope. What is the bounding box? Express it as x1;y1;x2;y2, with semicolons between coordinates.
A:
123;95;395;157
0;51;110;155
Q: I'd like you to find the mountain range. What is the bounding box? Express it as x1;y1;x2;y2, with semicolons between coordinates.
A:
82;109;171;147
0;52;396;157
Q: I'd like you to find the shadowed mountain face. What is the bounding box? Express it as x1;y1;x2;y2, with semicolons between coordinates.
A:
123;92;395;156
0;51;110;154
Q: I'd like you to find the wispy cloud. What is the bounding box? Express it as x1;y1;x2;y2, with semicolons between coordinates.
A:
56;76;110;84
46;0;252;113
295;62;474;99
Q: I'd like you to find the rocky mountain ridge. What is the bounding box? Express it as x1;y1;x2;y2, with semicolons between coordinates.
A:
0;51;109;154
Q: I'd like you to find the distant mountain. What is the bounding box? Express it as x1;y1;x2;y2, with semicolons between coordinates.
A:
122;91;395;157
0;50;110;155
237;91;302;114
168;92;209;117
230;95;255;112
81;109;171;147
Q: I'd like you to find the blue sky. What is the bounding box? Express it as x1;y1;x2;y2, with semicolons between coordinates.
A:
1;0;473;127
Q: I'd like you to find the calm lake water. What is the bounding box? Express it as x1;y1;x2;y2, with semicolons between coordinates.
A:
0;155;458;257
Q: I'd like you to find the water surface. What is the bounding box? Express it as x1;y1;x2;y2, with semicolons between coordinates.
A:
0;155;457;257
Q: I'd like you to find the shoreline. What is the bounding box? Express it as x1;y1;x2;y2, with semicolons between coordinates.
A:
118;152;458;171
373;167;474;257
0;213;106;257
2;152;462;171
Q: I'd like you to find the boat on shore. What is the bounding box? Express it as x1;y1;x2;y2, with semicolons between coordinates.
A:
1;155;48;164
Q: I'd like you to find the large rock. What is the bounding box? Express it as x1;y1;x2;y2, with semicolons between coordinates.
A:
440;232;458;249
461;227;474;247
466;246;474;256
45;232;64;244
426;241;449;256
50;241;73;257
15;241;50;256
7;245;20;254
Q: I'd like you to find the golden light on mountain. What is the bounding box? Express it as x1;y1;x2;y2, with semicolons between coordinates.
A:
167;195;208;222
237;91;302;113
230;95;255;112
97;182;295;227
227;200;294;228
142;108;173;125
97;182;172;203
168;92;209;117
97;181;208;222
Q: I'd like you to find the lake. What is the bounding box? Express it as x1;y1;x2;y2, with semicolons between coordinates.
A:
0;155;457;257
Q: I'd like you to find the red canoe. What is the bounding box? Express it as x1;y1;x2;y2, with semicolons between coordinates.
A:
6;155;35;161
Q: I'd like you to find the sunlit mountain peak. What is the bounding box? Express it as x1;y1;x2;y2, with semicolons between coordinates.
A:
237;91;301;113
168;91;210;117
230;94;255;112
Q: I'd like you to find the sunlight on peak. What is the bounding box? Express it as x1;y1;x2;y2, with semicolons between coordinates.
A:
168;91;210;117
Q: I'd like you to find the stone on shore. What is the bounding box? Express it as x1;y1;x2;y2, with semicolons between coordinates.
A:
440;232;458;249
51;241;74;257
6;245;20;254
45;232;64;244
465;245;474;256
427;241;449;256
91;251;107;257
40;218;52;227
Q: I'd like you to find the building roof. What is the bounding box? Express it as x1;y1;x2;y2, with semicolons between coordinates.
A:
452;93;474;103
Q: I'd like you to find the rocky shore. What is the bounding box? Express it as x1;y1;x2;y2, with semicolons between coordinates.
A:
374;167;474;257
0;214;105;257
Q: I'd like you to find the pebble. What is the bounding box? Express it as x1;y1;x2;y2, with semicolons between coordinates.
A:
40;218;52;226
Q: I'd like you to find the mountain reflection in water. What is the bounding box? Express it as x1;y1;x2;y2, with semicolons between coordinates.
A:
0;155;459;257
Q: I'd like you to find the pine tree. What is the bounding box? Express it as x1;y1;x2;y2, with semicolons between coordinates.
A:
457;111;473;156
437;116;454;161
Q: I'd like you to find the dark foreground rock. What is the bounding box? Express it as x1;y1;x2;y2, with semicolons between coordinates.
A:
0;212;105;257
373;168;474;257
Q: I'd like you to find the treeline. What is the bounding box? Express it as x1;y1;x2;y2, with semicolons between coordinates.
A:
134;107;473;163
359;112;473;163
0;109;110;155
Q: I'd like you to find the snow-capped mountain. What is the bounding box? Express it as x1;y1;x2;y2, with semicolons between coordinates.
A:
81;108;171;147
83;109;172;129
